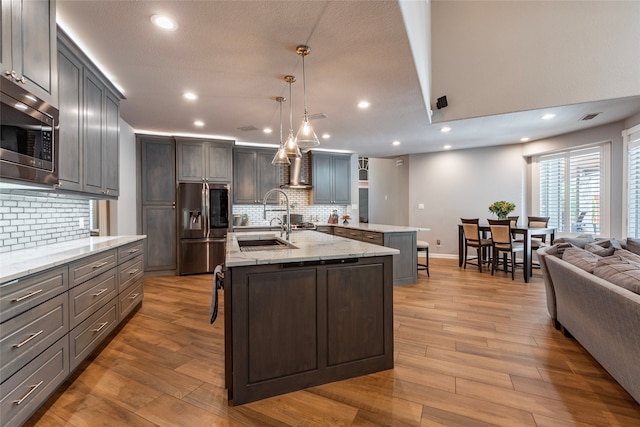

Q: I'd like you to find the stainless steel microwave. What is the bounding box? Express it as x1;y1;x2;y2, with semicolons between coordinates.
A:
0;80;59;185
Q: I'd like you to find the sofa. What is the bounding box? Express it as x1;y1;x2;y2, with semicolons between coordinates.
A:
537;237;640;404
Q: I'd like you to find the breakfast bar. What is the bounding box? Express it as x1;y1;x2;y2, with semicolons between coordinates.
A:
224;230;398;405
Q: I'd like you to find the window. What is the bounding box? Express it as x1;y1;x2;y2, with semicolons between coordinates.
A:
624;125;640;238
534;144;609;235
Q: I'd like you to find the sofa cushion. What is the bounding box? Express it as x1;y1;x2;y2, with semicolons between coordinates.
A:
585;240;616;257
626;237;640;255
545;242;574;258
614;248;640;264
562;247;601;273
553;235;595;248
593;256;640;295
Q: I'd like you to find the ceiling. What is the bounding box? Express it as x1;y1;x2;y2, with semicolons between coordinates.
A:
56;1;640;158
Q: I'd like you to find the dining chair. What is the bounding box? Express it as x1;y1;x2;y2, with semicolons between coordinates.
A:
461;218;492;272
417;240;430;277
488;219;524;280
527;216;551;249
507;216;519;228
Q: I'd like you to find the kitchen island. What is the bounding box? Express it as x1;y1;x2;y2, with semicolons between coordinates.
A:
224;230;398;405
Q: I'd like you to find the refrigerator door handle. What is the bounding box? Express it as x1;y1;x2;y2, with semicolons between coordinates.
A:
205;182;211;238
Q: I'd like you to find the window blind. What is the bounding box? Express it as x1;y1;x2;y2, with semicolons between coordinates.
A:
628;131;640;238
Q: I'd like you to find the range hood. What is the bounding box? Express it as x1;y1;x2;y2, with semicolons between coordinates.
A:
281;155;312;189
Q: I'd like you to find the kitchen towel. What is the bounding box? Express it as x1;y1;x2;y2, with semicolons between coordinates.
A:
210;264;224;324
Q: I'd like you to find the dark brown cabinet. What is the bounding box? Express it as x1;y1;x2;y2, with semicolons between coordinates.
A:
311;153;351;204
176;138;232;183
1;0;57;106
232;148;279;204
139;136;176;272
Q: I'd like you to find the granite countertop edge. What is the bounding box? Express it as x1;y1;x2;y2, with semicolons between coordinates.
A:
321;223;430;233
1;235;147;283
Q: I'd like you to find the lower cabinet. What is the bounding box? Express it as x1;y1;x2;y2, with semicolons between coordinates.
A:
0;238;145;427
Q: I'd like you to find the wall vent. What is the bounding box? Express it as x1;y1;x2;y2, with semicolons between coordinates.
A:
580;112;601;121
237;125;259;131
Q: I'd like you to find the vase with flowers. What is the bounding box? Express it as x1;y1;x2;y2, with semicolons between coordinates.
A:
342;214;351;225
488;200;516;220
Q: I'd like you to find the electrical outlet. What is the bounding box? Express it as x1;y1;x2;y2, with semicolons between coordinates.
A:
418;203;425;210
436;239;441;247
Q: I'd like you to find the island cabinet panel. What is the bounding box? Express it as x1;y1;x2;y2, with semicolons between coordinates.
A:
246;269;318;383
227;255;393;405
327;263;385;366
384;232;417;286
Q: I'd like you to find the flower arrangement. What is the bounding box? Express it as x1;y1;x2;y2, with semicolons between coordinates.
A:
488;200;516;219
342;214;351;225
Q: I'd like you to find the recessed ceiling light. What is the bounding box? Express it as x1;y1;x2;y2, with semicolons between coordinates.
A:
392;140;401;146
441;126;451;133
194;120;204;127
183;92;198;101
322;133;331;139
443;145;452;150
520;137;531;142
151;15;178;31
357;101;370;109
541;113;556;120
263;128;272;134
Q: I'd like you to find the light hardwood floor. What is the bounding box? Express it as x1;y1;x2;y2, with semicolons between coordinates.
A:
26;258;640;426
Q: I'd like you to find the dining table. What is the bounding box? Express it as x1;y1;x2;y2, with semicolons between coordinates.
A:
457;224;556;283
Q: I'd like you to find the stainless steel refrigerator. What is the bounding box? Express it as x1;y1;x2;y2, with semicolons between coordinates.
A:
177;182;229;275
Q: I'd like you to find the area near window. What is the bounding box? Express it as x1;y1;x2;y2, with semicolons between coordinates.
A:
624;125;640;238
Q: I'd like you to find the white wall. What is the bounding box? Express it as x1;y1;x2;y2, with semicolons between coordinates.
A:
408;145;526;256
368;156;410;226
431;1;640;122
110;118;137;235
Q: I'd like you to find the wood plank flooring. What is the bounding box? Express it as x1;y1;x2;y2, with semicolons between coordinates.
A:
25;258;640;426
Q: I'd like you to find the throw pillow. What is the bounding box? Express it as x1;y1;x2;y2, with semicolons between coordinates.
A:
626;237;640;255
545;242;574;258
562;247;601;273
593;256;640;295
553;235;595;248
614;248;640;264
585;240;616;257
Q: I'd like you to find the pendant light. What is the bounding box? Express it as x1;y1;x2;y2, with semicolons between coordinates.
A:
283;75;302;158
271;96;290;165
295;45;320;149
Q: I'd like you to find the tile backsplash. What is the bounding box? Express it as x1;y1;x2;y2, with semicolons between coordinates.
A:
0;190;90;252
232;188;348;226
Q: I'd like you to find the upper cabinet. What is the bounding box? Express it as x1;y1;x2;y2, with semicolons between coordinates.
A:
176;138;233;183
1;0;58;107
233;148;279;204
56;30;123;197
311;152;351;205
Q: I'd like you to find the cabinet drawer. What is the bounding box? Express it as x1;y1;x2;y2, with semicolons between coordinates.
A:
69;297;118;372
0;293;68;383
68;268;117;329
333;227;351;238
119;280;143;319
361;232;384;246
315;226;333;235
118;241;144;264
68;249;117;288
0;336;69;427
336;227;363;240
118;255;144;293
1;266;68;322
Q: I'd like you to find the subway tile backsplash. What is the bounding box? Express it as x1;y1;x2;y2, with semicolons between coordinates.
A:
0;190;90;252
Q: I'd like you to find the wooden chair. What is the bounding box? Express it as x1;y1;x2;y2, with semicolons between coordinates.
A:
488;219;524;280
527;216;550;249
461;218;492;272
417;240;430;277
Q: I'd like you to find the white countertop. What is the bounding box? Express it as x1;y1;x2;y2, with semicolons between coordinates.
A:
0;235;146;283
226;230;399;267
323;223;430;233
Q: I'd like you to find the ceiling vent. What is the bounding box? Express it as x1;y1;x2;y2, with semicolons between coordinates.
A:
580;112;601;121
237;125;258;131
308;113;327;121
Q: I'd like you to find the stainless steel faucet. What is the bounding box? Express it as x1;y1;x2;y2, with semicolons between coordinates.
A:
263;188;291;241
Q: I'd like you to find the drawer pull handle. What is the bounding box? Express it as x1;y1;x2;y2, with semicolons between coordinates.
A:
91;322;109;333
128;269;139;275
92;262;108;269
128;293;140;300
92;288;108;297
13;381;44;406
13;330;44;348
12;289;44;302
127;248;139;254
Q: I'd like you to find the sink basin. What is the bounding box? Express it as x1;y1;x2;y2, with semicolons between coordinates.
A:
237;238;298;252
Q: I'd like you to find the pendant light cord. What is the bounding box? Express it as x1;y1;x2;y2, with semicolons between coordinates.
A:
302;54;308;118
288;79;294;132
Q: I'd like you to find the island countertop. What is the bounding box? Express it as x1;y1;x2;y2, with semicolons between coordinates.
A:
321;223;430;233
0;235;146;283
226;230;399;267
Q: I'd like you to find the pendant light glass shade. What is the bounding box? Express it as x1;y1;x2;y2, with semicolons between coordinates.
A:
283;75;302;158
295;45;320;149
272;96;290;166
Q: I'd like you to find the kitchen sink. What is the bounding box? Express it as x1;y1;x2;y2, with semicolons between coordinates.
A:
237;238;298;252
